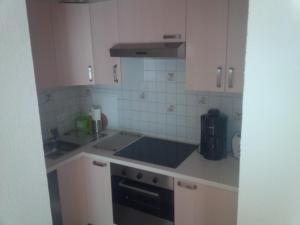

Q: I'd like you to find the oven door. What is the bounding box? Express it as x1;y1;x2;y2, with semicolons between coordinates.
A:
112;175;174;225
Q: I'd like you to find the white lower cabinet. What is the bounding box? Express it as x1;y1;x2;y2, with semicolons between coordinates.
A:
174;179;238;225
58;158;237;225
83;157;114;225
57;156;114;225
57;157;88;225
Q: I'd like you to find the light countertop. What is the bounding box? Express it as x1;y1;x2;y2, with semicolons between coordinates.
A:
46;130;239;192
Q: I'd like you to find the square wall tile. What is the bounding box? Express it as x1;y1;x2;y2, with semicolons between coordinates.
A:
156;71;167;82
144;59;156;70
177;59;186;72
144;70;156;82
155;59;166;71
165;59;177;71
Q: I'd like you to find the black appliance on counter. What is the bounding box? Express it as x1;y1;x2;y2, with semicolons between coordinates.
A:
200;109;227;160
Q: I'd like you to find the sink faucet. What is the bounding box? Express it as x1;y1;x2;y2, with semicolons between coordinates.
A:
50;128;59;140
49;128;59;150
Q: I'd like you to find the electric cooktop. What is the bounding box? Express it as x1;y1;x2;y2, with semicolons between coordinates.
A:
114;137;198;168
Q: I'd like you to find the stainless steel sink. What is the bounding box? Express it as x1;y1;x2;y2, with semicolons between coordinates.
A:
44;140;80;160
94;131;141;151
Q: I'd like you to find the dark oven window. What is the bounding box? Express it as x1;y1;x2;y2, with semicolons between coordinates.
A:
112;175;174;222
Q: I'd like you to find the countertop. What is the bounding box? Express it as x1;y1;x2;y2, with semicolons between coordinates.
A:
46;130;239;192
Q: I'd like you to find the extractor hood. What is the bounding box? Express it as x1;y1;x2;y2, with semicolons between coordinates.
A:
110;42;186;58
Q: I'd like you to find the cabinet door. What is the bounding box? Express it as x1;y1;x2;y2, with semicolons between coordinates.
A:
57;158;88;225
84;157;114;225
225;0;248;93
52;2;95;86
90;0;121;85
117;0;186;43
174;179;238;225
26;0;58;90
186;0;228;92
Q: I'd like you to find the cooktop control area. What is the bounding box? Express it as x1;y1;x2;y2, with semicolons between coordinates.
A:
114;137;198;168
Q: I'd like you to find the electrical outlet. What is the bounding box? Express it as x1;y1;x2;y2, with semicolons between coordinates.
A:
82;88;91;97
140;92;146;99
167;105;176;112
167;72;176;82
198;96;207;105
56;112;67;122
233;111;242;121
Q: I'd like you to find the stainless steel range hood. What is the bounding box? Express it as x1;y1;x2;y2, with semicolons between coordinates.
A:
110;42;185;58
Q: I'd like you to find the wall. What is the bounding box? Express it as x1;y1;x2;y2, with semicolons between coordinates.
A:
90;58;243;148
238;0;300;224
0;1;52;225
38;87;91;139
38;58;243;149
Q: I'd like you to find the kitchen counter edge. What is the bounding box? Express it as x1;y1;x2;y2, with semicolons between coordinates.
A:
46;133;239;193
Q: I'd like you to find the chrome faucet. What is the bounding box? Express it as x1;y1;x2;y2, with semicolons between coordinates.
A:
49;128;59;151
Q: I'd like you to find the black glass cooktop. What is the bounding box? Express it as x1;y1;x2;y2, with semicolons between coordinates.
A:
114;137;198;168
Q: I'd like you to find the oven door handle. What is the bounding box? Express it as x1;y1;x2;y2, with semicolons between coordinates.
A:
118;180;160;198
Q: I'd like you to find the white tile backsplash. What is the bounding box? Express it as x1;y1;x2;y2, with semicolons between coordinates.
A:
144;59;156;71
38;58;243;151
38;87;85;140
88;58;243;148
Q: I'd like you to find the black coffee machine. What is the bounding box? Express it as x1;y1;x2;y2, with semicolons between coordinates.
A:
200;109;227;160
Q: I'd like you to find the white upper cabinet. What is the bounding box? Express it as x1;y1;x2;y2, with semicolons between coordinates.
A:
186;0;228;92
226;0;248;93
52;2;95;86
117;0;186;43
90;0;121;85
26;0;58;90
174;179;238;225
186;0;248;93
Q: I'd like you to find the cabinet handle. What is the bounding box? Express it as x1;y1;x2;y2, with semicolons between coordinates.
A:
118;180;160;198
177;181;197;190
88;65;93;82
113;64;119;83
216;66;222;88
163;34;182;40
135;51;147;55
92;161;107;167
228;67;234;88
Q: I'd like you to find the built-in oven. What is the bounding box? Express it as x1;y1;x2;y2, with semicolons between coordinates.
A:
111;163;174;225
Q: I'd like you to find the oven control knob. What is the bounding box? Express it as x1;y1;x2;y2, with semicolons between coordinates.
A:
152;177;159;184
121;169;127;176
136;172;143;180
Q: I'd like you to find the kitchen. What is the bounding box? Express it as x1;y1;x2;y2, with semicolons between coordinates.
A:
26;0;247;225
3;1;300;225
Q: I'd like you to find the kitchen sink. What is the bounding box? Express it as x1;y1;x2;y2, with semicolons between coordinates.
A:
44;140;80;160
94;131;141;151
46;151;65;160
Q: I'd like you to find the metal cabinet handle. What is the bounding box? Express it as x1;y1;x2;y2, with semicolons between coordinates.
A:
118;180;160;197
177;181;197;190
216;66;222;88
163;34;182;40
228;67;234;88
92;161;107;167
113;64;119;83
88;65;93;82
